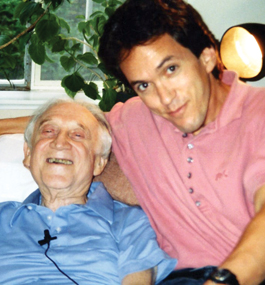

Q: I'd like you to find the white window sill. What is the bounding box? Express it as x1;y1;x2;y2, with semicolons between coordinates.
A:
0;90;99;110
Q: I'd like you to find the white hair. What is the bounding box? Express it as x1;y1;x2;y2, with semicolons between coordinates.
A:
24;98;112;159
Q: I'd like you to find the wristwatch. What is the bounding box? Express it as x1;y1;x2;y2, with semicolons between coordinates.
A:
208;268;240;285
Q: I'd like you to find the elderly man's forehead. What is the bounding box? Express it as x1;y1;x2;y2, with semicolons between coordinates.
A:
35;102;99;129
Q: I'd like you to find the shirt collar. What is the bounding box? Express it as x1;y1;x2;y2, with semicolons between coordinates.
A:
10;182;114;226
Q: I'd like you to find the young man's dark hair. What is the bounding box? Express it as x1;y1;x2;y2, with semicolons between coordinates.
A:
99;0;223;85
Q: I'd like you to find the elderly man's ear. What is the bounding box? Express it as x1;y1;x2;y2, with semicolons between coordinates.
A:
23;142;31;170
93;156;108;177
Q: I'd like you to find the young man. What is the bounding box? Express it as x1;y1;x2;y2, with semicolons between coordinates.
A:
97;0;265;284
0;99;176;284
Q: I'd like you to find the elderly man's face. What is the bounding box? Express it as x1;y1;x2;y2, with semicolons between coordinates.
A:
24;102;106;196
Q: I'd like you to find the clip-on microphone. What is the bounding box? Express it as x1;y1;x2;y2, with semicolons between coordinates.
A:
38;229;57;246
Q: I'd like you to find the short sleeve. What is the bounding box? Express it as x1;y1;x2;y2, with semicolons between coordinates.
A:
112;202;176;283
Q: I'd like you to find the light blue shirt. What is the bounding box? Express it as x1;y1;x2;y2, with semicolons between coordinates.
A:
0;182;176;284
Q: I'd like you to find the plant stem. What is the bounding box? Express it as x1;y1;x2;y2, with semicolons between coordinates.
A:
64;37;94;50
74;58;106;82
0;3;52;50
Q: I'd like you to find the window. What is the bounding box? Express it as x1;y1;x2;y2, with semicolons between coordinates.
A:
0;0;105;91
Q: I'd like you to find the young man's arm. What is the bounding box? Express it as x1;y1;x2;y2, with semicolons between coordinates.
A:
93;152;139;205
0;116;31;135
204;184;265;285
122;268;156;285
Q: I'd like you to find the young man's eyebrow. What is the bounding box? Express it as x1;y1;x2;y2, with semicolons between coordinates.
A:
130;55;175;87
156;55;174;70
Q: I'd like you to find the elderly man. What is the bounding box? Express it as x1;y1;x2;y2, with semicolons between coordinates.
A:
0;99;175;284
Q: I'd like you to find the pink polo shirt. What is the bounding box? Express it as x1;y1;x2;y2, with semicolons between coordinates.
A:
107;71;265;269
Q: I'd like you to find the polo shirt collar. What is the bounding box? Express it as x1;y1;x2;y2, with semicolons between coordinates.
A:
10;182;114;226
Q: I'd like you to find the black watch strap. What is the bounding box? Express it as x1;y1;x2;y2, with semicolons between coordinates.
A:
209;268;239;285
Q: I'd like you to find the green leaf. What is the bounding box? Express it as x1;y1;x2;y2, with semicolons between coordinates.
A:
76;15;85;20
63;72;84;92
28;34;46;65
19;2;39;25
70;43;81;53
3;55;16;69
61;76;77;98
82;82;100;100
99;88;117;111
77;52;98;65
90;11;104;18
45;53;54;63
14;1;27;19
98;62;109;75
51;36;67;52
58;17;70;33
51;0;64;10
78;21;90;35
97;16;107;35
104;78;118;90
105;7;116;18
0;35;10;46
35;16;60;42
60;55;75;71
88;34;99;48
92;0;105;3
91;15;106;35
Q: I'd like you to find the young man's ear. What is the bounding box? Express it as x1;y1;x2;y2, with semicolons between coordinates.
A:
23;142;31;170
93;156;108;177
200;46;217;74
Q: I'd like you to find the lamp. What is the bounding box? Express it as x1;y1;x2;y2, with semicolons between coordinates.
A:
220;23;265;81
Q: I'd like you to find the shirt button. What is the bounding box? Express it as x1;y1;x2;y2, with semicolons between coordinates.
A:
189;188;194;194
187;143;194;149
47;215;52;220
187;157;193;163
27;206;32;210
182;133;188;138
195;201;201;207
56;227;62;233
187;172;192;178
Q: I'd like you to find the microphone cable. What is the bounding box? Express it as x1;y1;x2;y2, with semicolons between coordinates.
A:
39;229;79;285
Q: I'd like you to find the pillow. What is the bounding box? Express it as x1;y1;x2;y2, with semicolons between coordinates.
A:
0;134;38;202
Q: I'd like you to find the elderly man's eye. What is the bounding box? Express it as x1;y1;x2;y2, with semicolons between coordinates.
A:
71;131;85;139
41;128;54;135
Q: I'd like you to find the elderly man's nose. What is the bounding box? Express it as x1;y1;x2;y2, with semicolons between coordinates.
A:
51;132;71;149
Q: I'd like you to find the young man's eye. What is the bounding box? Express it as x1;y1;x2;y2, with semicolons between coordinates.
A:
167;65;176;74
138;82;149;91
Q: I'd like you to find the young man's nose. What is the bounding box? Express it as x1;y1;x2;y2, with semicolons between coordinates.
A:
156;83;176;106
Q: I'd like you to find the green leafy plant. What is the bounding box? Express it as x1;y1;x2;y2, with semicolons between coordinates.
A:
0;0;27;83
0;0;132;111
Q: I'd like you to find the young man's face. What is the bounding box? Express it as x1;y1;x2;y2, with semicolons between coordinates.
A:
120;33;217;134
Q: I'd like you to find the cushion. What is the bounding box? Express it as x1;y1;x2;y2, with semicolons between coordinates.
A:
0;134;38;202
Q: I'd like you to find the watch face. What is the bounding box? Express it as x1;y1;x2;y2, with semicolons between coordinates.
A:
213;269;231;281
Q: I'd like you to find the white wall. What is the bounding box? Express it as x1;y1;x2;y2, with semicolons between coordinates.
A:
188;0;265;87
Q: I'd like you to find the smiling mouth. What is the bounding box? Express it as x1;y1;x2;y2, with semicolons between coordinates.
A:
47;158;73;165
169;103;186;116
